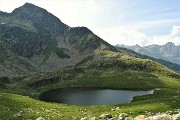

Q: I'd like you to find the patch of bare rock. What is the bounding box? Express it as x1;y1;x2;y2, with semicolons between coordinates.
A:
79;112;180;120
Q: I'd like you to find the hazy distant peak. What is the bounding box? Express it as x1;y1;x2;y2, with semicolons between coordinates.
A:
144;44;159;49
165;42;175;46
118;42;180;65
134;44;141;47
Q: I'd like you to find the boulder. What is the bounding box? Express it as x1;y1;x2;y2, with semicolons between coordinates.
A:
90;117;96;120
36;117;45;120
119;113;128;120
145;114;171;120
173;113;180;120
125;117;134;120
100;113;113;119
135;115;146;120
80;117;96;120
80;117;88;120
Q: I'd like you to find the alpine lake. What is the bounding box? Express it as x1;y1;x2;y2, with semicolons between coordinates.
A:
39;88;159;106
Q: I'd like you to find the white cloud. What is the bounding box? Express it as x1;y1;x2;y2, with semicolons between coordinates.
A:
151;35;171;45
151;35;180;46
86;0;103;13
126;19;180;30
94;27;149;46
171;26;180;36
150;26;180;45
94;26;180;46
0;0;28;13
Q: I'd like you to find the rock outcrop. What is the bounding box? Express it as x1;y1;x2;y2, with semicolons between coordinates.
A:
80;112;180;120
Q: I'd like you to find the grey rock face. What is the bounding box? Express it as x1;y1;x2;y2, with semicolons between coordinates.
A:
116;43;180;65
0;3;116;77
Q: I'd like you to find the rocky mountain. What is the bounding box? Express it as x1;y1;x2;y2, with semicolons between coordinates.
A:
0;3;116;76
116;42;180;65
0;3;179;78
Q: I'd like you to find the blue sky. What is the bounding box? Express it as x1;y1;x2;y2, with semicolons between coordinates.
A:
99;0;180;35
0;0;180;46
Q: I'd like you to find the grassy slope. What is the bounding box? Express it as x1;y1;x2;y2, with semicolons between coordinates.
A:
0;50;180;120
0;89;180;120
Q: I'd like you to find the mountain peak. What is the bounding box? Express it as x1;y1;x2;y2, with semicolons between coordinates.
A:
23;2;36;6
21;2;47;12
165;42;175;46
134;44;141;48
22;2;36;7
9;2;69;34
0;11;8;16
11;2;48;17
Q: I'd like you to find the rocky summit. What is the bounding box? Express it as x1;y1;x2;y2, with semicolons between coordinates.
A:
0;3;115;76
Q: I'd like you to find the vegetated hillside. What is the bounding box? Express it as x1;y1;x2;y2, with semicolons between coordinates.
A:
3;50;180;97
116;42;180;65
0;50;180;120
115;46;180;73
0;3;116;76
0;3;179;88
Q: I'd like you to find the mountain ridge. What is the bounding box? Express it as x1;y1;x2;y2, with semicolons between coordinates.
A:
116;42;180;65
0;3;117;76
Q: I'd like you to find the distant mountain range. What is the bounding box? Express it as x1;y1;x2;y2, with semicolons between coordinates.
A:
116;42;180;65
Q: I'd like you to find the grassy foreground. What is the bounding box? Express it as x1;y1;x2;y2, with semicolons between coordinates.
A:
0;88;180;120
0;51;180;119
0;69;180;120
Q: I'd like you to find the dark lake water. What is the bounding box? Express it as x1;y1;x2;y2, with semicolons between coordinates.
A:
39;88;156;105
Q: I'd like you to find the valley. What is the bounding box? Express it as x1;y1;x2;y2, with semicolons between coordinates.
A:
0;3;180;120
